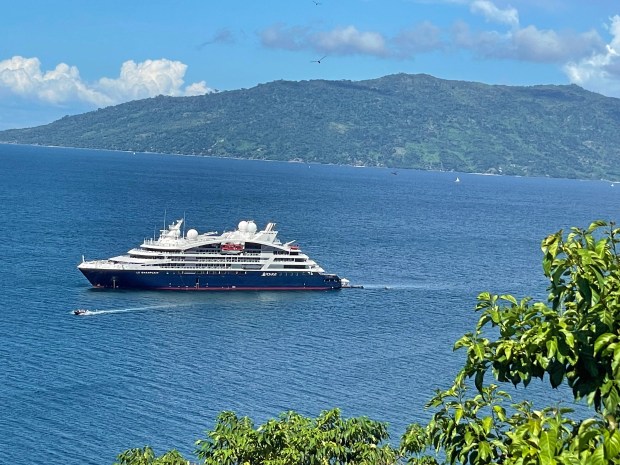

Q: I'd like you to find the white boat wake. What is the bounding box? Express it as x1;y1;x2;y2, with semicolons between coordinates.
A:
71;304;183;316
360;283;451;291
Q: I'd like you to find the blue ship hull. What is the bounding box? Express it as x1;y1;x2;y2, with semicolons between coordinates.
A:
79;269;342;291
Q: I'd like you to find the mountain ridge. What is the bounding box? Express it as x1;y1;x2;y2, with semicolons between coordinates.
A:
1;73;619;180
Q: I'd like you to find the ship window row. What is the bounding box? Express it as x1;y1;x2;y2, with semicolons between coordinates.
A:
150;263;314;271
157;264;245;269
176;271;312;276
132;256;263;263
162;264;268;269
183;271;251;275
172;257;262;262
203;259;260;264
134;251;264;257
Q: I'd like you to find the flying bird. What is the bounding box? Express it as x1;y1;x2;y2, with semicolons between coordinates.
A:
311;55;327;63
312;0;321;5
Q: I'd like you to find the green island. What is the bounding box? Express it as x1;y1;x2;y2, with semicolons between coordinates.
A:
112;221;620;464
1;73;620;181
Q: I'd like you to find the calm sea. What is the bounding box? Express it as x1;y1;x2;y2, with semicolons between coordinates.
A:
1;144;618;464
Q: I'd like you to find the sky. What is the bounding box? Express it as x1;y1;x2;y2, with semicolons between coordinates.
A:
1;0;619;130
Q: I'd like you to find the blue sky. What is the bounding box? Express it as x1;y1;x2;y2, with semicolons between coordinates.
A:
1;0;619;130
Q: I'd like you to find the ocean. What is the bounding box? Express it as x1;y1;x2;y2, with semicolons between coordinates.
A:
1;144;618;464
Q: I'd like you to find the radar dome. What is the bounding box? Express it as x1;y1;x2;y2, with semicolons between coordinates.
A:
187;229;198;240
238;220;248;232
247;221;257;234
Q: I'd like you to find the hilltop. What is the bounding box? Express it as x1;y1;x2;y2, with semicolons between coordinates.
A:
1;73;620;180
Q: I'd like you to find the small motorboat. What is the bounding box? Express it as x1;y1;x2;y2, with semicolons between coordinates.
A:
74;309;89;316
340;278;364;289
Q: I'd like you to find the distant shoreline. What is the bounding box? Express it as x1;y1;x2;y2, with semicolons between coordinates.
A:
2;141;618;184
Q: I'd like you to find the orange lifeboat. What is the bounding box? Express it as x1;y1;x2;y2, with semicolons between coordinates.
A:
221;243;244;253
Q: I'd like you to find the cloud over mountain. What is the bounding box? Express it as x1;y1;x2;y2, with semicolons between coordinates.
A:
0;57;212;108
259;6;606;65
564;15;620;98
256;0;618;97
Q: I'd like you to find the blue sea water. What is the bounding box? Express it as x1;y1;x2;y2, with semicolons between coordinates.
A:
0;144;618;464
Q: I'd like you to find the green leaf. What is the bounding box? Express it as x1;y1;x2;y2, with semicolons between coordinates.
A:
540;429;558;465
474;341;485;360
588;220;608;231
605;430;620;459
594;333;616;355
613;345;620;377
475;370;485;393
454;405;463;425
482;416;493;435
590;445;606;465
454;334;472;350
501;294;518;305
548;360;566;388
546;339;557;359
604;383;620;412
493;405;507;422
560;329;575;350
542;232;561;259
478;441;492;461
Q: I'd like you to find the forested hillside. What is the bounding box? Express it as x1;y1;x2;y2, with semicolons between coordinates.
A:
2;73;620;180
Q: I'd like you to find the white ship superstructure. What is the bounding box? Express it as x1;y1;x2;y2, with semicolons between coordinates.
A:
78;219;342;290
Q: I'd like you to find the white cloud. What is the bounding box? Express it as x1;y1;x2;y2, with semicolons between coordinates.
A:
184;81;211;95
96;59;210;103
511;26;603;63
469;0;519;27
564;15;620;97
0;56;212;108
260;24;388;57
0;56;106;104
259;1;602;66
452;20;604;63
314;26;388;56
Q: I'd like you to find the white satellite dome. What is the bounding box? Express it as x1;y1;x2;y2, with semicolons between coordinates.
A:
247;221;257;234
238;220;248;232
186;229;198;240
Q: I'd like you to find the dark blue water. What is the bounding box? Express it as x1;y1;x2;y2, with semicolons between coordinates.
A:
1;144;618;464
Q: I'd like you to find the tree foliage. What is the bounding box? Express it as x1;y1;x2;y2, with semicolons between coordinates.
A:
114;446;190;465
113;409;396;465
195;408;395;465
115;221;620;464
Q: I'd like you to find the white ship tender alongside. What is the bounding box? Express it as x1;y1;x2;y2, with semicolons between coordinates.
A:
78;219;342;291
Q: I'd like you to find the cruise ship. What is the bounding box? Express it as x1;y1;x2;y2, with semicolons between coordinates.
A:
78;219;342;291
